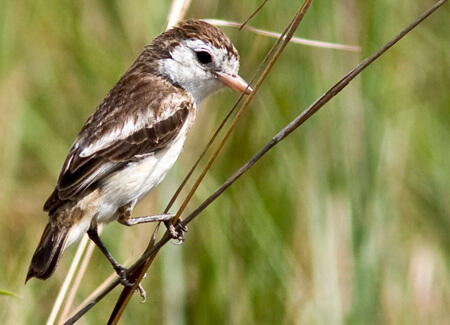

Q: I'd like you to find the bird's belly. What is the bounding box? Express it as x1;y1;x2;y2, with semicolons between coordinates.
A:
95;135;186;223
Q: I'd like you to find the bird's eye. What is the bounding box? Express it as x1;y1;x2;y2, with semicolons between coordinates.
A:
196;51;212;64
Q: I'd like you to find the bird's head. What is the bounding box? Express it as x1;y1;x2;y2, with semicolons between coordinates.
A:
150;20;252;105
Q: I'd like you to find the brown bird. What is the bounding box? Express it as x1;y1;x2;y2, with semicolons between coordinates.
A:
26;20;252;285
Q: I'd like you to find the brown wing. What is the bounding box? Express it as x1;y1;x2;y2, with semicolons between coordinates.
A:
44;72;193;213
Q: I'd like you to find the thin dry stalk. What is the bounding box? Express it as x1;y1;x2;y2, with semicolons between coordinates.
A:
205;19;361;52
58;240;97;324
47;235;89;325
52;0;193;322
166;0;192;29
108;0;312;323
240;0;269;29
62;0;447;323
107;224;159;324
172;0;311;224
63;272;118;322
180;0;448;225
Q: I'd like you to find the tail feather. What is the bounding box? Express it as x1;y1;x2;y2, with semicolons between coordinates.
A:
26;223;69;282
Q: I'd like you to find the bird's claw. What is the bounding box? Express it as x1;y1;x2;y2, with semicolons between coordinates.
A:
115;265;147;302
115;265;133;287
164;219;188;244
137;284;146;302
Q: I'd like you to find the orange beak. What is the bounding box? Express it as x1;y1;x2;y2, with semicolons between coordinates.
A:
215;71;253;95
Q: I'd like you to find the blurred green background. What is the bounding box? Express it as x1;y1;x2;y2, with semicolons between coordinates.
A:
1;0;449;324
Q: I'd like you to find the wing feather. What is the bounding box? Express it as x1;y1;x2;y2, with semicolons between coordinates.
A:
44;73;193;213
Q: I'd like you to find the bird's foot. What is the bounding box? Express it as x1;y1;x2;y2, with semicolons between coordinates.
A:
114;265;146;302
164;218;188;244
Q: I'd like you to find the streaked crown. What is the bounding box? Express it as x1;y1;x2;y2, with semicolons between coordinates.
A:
138;20;243;104
152;20;239;61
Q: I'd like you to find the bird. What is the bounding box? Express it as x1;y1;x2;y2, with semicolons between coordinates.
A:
26;19;252;285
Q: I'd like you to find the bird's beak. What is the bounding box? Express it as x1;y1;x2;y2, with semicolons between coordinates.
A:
215;71;253;95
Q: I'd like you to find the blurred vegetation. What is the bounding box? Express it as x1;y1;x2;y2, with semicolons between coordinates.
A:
1;0;449;324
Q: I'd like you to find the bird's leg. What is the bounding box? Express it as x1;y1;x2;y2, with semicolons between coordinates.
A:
87;225;136;288
86;225;147;299
118;204;188;242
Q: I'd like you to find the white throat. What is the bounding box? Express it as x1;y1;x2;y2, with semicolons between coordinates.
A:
159;39;239;107
161;59;222;106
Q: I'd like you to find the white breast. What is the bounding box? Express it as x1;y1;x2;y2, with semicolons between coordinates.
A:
95;127;188;224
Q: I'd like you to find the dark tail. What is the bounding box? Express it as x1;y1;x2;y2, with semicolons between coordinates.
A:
26;223;69;283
